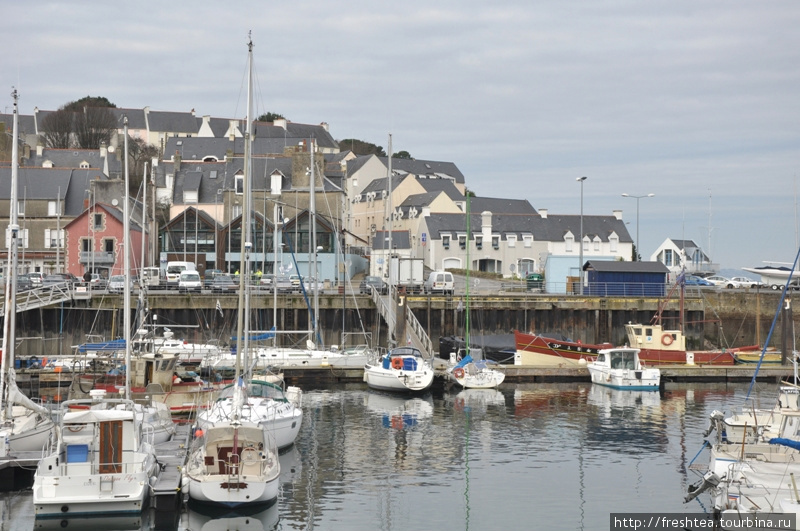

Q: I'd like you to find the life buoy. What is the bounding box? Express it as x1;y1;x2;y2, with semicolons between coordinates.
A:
453;367;465;379
662;334;674;346
391;357;403;370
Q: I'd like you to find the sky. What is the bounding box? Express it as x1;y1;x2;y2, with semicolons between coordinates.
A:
3;1;799;272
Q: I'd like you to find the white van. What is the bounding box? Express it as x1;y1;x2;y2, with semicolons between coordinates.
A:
140;267;162;289
166;261;196;287
178;270;202;293
424;271;454;295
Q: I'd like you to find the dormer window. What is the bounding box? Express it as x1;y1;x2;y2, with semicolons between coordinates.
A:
79;161;90;169
235;173;244;194
565;234;574;252
475;236;483;250
523;234;533;248
507;235;517;248
459;235;466;249
492;236;500;249
442;235;451;250
594;236;601;251
184;190;198;204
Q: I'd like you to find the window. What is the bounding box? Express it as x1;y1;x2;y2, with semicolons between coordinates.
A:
582;237;589;252
44;229;64;248
475;235;482;250
79;161;90;169
523;235;533;248
17;201;24;216
594;237;600;251
492;236;500;250
235;173;244;194
5;228;28;248
104;238;115;253
93;213;103;230
81;239;93;252
565;235;573;252
664;249;673;266
610;235;618;253
184;191;198;204
442;235;450;250
507;235;517;248
48;201;60;216
459;235;466;249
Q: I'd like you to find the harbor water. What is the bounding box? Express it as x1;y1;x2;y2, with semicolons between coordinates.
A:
0;381;782;531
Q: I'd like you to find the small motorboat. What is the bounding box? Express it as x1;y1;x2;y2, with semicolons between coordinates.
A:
587;347;660;390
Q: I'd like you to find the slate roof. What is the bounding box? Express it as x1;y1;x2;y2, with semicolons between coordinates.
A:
378;157;465;184
372;230;411;250
344;155;374;177
584;260;669;273
198;116;236;138
0;167;100;217
100;203;144;232
146;110;199;134
360;174;411;195
110;108;147;130
424;212;540;240
254;122;338;150
417;179;464;201
532;214;632;243
28;148;122;175
470;197;536;215
0;113;37;136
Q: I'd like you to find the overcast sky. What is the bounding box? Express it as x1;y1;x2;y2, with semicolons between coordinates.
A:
3;1;799;272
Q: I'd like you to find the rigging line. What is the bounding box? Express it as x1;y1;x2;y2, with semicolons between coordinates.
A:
746;243;800;401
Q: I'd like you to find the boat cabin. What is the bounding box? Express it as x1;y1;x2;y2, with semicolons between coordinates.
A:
130;353;179;392
624;323;686;351
595;348;642;370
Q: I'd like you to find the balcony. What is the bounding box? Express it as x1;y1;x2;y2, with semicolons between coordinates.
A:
80;251;115;265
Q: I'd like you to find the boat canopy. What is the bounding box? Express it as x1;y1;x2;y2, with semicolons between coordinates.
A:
76;339;126;353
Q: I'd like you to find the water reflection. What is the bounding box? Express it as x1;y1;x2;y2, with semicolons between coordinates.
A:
180;503;279;531
33;512;149;531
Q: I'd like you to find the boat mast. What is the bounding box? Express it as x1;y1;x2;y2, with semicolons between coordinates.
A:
465;194;470;356
234;34;254;396
1;88;21;419
123;117;132;400
386;134;393;344
309;139;320;346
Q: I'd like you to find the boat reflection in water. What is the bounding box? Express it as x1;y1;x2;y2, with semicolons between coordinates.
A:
447;388;507;414
33;510;149;530
363;391;433;430
181;502;279;531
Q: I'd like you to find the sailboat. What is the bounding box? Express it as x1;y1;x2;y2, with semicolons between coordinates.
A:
363;134;434;394
32;116;162;518
182;35;281;508
0;88;54;455
449;195;505;390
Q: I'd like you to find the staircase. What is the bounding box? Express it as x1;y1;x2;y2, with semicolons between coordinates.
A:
371;288;434;357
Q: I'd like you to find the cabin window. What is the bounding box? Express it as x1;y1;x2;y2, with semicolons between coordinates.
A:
597;353;605;363
645;328;653;337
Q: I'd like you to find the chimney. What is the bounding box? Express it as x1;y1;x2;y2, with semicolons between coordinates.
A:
100;141;107;158
36;144;43;157
613;209;622;220
482;211;493;240
320;122;329;132
274;118;287;130
174;150;181;171
539;208;547;219
23;144;30;159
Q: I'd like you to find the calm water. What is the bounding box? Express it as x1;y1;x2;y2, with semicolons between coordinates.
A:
0;381;782;531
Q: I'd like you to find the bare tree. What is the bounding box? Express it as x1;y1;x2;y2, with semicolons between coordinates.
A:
127;136;160;193
40;107;74;148
74;106;117;149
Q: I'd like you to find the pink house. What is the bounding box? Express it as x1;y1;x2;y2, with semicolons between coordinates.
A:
63;203;146;279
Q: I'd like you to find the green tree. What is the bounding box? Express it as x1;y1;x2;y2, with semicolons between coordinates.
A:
393;150;412;159
257;112;285;122
338;138;386;157
63;96;117;111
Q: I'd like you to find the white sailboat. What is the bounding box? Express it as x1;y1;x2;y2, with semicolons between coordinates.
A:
448;195;505;390
0;88;55;455
182;35;280;509
363;134;434;394
32;116;162;517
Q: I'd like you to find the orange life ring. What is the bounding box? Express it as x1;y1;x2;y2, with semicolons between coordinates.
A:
662;334;674;346
391;357;403;370
453;367;465;379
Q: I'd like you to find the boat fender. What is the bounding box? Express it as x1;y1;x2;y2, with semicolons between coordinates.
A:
391;357;403;370
661;334;674;346
453;368;465;379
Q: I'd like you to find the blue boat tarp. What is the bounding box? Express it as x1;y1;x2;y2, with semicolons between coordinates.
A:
231;328;275;342
769;438;800;451
454;355;474;370
77;339;126;353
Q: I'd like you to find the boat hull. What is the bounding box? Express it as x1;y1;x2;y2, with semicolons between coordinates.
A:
8;416;54;453
514;330;736;366
364;365;434;393
451;369;505;389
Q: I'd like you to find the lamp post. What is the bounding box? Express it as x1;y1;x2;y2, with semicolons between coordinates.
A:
577;176;587;295
621;193;655;260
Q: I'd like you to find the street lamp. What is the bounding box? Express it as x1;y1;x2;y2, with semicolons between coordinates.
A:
621;193;655;260
577;176;587;295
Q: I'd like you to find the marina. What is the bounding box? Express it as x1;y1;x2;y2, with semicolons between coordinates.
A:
0;381;788;531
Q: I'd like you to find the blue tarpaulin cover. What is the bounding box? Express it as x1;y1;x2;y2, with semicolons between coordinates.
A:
77;339;126;353
769;437;800;450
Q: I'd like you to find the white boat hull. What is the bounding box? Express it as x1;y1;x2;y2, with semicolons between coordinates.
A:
451;368;505;389
8;415;54;453
587;366;661;390
197;401;301;450
363;365;434;393
185;475;278;508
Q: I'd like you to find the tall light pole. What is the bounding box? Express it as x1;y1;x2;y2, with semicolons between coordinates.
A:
577;176;587;295
621;193;655;260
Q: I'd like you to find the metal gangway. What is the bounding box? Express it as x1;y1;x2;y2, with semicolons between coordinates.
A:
371;287;434;357
0;284;77;317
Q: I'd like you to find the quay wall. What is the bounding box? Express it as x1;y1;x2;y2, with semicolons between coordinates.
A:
5;289;795;357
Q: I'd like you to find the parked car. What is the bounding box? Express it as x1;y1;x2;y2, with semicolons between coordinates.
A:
684;275;713;287
89;273;108;290
298;276;323;293
16;275;32;292
258;273;274;291
107;275;133;293
204;269;223;287
27;272;43;286
704;276;740;289
274;275;295;293
730;276;761;288
178;271;202;293
210;274;238;293
360;276;387;294
424;271;455;295
42;273;76;289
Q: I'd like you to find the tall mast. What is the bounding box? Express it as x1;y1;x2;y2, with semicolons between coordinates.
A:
386;134;393;343
122;117;132;400
1;88;21;418
234;34;254;392
309;139;319;345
